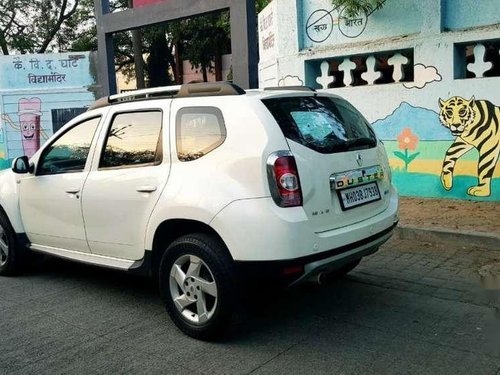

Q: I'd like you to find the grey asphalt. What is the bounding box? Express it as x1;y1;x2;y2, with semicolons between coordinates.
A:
0;238;499;375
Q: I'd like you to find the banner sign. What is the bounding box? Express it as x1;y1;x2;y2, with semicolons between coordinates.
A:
0;52;93;90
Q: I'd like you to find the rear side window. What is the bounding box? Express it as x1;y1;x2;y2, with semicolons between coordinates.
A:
100;111;162;169
263;96;376;154
176;107;226;162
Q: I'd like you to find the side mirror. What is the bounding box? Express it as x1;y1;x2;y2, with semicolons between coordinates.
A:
12;156;33;174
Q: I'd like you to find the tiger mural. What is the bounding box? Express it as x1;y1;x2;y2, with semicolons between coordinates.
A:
438;96;500;197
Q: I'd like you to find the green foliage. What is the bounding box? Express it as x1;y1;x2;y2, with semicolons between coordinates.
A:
0;0;270;87
331;0;385;17
0;0;81;55
144;25;174;86
167;1;269;81
62;0;97;51
168;12;231;80
0;0;130;55
256;0;272;13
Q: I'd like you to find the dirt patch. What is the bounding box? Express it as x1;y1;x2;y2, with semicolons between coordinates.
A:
399;197;500;235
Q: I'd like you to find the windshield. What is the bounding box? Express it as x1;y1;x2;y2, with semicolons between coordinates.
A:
263;96;376;154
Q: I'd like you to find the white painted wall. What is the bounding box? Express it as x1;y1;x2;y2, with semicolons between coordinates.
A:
258;0;500;201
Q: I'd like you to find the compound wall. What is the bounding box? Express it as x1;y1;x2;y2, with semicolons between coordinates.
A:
0;52;97;170
259;0;500;201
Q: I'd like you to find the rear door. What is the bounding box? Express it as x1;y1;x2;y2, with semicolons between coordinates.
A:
263;95;391;233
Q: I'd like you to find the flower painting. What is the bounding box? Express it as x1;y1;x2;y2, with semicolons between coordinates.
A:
394;128;420;171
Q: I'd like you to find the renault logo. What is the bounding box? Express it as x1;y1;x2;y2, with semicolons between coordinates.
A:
356;153;363;166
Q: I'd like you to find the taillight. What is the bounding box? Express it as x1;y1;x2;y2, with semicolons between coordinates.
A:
267;151;303;207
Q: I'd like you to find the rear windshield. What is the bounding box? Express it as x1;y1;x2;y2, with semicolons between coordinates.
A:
263;96;376;154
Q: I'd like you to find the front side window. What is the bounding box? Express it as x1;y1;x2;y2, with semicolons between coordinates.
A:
100;111;163;169
176;107;226;162
263;96;376;154
38;117;100;175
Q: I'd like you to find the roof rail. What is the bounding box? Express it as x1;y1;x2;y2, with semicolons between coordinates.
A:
263;86;316;92
177;82;246;97
110;85;182;103
88;82;245;111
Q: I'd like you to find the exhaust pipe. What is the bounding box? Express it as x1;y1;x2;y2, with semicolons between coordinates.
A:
317;271;327;285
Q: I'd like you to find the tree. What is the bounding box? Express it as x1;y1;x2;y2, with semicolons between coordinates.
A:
60;0;97;52
168;12;231;83
144;25;174;86
0;0;269;85
0;0;23;54
168;1;269;84
331;0;385;17
0;0;81;55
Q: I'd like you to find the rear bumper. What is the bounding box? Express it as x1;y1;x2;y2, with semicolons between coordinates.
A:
210;185;399;262
234;222;395;284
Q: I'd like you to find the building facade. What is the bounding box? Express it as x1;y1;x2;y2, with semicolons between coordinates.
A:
258;0;500;201
0;52;97;170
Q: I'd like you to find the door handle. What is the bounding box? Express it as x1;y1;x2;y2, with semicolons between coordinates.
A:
136;185;157;193
65;187;80;194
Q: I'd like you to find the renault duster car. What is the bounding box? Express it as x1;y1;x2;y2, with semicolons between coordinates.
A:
0;82;398;339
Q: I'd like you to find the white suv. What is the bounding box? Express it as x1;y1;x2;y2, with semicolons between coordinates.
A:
0;83;398;340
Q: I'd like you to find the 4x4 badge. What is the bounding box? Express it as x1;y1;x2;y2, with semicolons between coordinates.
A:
356;153;363;166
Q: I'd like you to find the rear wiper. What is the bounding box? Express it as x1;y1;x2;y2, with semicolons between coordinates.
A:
319;136;376;152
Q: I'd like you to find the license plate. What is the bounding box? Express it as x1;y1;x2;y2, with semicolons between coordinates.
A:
338;182;381;210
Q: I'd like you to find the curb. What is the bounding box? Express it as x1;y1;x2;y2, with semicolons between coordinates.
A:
394;225;500;251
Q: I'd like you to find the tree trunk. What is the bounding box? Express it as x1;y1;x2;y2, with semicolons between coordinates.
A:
214;51;222;82
173;42;183;84
131;29;145;89
0;31;9;55
146;29;172;87
202;63;208;82
129;0;145;89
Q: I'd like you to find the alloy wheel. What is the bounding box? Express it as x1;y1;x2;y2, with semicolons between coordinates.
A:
169;254;218;324
0;223;9;267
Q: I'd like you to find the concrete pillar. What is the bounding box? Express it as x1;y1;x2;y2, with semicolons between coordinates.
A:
94;0;117;96
258;0;301;87
230;0;258;89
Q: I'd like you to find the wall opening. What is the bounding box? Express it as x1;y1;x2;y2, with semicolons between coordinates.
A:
454;39;500;79
305;49;414;89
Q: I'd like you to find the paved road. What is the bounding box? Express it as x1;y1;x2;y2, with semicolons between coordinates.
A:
0;238;499;374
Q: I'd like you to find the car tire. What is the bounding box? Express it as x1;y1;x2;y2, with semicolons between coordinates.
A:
159;233;235;341
0;210;23;276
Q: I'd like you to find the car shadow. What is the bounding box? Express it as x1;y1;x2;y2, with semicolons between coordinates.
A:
21;254;409;343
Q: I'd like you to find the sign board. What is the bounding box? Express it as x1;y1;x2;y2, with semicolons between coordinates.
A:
0;52;93;90
258;1;277;63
